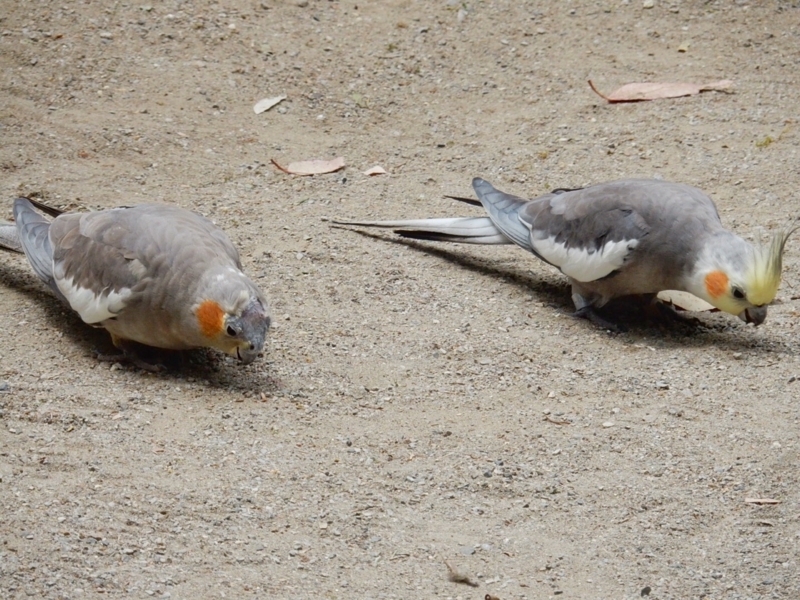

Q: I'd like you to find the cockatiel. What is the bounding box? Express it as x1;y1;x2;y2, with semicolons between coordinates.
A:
0;197;270;366
334;178;795;328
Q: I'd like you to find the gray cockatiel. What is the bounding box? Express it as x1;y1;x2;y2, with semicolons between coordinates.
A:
0;197;270;366
334;178;795;328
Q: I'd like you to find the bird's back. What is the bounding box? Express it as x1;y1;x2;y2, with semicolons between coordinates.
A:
50;204;240;299
47;204;245;348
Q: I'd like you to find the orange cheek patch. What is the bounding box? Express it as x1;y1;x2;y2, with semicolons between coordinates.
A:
704;270;729;299
195;299;224;337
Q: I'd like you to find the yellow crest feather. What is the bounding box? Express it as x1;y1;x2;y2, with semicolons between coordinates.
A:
746;226;797;306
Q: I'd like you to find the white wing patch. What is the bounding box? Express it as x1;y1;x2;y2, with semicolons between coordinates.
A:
56;276;132;324
530;235;638;282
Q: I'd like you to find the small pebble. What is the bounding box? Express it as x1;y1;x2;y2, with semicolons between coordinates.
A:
602;421;614;428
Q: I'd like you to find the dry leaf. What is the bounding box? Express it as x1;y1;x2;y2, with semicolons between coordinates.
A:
364;165;387;176
270;157;345;176
745;498;781;505
588;79;733;103
657;290;716;313
253;95;286;114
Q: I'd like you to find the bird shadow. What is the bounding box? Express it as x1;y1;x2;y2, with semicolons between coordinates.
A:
340;228;789;354
0;259;281;393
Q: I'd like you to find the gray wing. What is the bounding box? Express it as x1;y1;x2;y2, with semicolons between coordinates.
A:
481;178;720;283
520;182;652;270
49;204;240;324
471;178;536;249
12;198;66;301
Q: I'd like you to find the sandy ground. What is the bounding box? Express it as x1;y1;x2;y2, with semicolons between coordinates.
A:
2;0;800;598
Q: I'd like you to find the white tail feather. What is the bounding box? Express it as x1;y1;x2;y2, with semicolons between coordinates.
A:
0;223;22;253
332;216;512;245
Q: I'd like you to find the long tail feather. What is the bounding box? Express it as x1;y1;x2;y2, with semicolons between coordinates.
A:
442;194;482;207
24;197;65;218
0;223;22;253
331;216;512;245
13;197;56;285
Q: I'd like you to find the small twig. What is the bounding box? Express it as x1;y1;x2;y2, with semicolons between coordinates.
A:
745;498;780;505
270;158;292;174
544;416;572;426
444;560;479;588
389;552;410;561
587;79;611;102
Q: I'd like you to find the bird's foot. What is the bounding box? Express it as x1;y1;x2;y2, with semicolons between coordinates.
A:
651;300;706;328
571;306;626;333
92;348;166;373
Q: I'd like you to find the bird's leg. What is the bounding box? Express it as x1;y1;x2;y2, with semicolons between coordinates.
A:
650;298;705;327
570;291;625;332
93;335;166;372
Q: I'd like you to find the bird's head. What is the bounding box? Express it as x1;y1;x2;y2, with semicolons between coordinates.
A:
193;268;270;364
696;229;795;326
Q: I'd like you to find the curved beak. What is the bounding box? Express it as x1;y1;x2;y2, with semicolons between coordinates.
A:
235;306;270;365
236;344;261;365
738;305;767;326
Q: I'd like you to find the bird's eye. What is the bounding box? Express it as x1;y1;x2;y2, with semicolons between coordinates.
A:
226;325;237;336
732;287;745;300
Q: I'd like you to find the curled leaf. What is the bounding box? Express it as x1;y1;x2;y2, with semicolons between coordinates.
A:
271;156;345;176
657;290;716;313
364;165;387;176
253;95;286;114
588;79;733;103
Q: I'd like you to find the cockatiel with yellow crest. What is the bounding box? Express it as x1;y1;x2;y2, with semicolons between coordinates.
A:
334;178;795;329
0;197;270;367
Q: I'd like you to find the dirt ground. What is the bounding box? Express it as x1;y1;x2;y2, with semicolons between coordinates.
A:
2;0;800;598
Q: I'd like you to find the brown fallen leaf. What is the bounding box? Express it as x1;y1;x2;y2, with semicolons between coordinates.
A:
271;156;345;176
745;498;781;505
657;290;716;313
588;79;733;103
